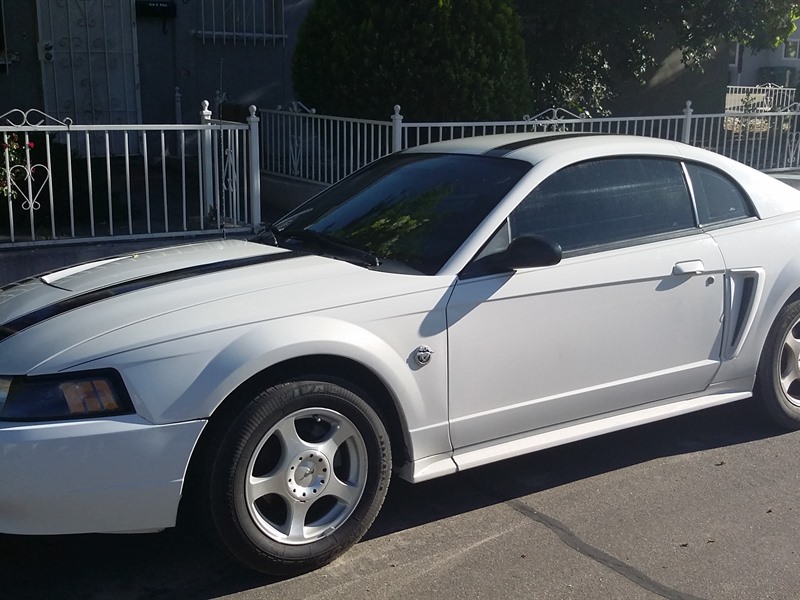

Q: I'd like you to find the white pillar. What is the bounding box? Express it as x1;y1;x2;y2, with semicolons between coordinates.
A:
247;105;262;226
392;105;403;153
200;100;215;223
682;100;693;144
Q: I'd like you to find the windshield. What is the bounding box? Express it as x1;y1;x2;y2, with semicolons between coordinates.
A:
274;153;530;274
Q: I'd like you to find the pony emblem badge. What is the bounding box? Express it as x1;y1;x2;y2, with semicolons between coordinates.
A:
414;345;435;366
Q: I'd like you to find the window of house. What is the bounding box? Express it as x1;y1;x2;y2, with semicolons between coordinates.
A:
685;163;755;226
507;157;696;254
196;0;286;45
785;40;800;59
729;43;740;67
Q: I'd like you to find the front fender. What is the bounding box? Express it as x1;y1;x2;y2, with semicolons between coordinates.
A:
82;314;450;463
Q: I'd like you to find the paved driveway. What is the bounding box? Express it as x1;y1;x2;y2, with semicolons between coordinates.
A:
3;397;799;600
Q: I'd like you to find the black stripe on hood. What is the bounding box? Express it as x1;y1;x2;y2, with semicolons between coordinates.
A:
0;250;303;343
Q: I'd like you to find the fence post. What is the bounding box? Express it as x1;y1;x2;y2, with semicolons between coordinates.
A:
392;105;403;152
247;105;262;227
682;100;693;144
200;100;216;222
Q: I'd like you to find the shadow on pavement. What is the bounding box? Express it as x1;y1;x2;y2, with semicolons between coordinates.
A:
368;397;788;540
0;398;789;599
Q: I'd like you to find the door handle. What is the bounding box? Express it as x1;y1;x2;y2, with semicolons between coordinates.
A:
672;260;706;275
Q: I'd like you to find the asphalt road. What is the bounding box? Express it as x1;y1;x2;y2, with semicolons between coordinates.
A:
3;397;800;600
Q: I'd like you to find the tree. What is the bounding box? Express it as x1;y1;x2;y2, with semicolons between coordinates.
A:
292;0;531;121
515;0;800;114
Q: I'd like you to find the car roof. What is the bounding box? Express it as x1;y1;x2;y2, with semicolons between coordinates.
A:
404;132;800;221
404;132;687;164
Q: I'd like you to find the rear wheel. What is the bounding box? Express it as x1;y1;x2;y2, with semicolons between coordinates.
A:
208;380;391;575
757;299;800;429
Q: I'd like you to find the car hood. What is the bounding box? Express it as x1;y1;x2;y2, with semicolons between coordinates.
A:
0;239;451;374
0;240;292;322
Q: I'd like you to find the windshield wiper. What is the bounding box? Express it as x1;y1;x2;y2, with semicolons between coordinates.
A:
249;223;282;246
280;229;381;268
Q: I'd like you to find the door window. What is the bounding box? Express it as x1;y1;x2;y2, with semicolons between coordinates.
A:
509;157;697;254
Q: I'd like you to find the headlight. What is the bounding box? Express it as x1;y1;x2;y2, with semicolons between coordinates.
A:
0;370;133;421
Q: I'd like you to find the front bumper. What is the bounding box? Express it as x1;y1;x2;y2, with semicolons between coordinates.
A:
0;416;205;534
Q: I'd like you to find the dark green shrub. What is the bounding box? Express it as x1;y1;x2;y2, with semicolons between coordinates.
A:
292;0;531;121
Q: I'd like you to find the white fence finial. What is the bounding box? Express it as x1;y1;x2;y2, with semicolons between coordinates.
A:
201;100;212;124
682;100;693;144
391;105;403;153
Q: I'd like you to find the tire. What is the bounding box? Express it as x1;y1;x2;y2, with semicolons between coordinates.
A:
208;380;391;576
756;299;800;430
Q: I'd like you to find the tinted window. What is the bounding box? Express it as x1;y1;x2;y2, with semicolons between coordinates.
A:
685;163;754;226
509;157;695;253
275;153;530;275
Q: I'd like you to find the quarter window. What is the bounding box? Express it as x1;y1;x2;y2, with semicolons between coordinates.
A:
508;157;696;254
685;163;754;226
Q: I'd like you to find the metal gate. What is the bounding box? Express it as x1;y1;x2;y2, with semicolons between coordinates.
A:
36;0;141;134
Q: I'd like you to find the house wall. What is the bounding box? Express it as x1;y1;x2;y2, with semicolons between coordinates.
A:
137;12;180;125
137;0;316;124
0;0;45;116
731;27;800;89
0;0;314;125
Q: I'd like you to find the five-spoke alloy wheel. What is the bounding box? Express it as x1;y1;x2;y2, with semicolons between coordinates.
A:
208;380;391;576
758;299;800;429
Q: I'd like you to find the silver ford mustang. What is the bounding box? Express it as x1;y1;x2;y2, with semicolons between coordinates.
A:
2;133;800;575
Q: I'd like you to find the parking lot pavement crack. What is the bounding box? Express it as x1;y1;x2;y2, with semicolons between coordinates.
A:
505;498;708;600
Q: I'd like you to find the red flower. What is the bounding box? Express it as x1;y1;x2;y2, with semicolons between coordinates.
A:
27;142;34;149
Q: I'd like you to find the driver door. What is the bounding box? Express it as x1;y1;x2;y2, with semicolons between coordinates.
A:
446;156;726;450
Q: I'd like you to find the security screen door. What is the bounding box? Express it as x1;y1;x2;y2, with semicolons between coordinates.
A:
37;0;141;130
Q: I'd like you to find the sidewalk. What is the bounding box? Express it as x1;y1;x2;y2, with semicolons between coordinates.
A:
771;170;800;190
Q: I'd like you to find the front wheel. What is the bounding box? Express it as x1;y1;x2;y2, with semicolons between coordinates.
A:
208;380;391;575
756;299;800;429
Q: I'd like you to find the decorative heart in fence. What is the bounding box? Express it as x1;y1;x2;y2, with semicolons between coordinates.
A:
9;163;51;211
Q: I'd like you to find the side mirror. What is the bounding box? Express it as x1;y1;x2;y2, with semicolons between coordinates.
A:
495;235;562;270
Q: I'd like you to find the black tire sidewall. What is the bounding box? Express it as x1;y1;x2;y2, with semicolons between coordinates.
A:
758;299;800;428
210;380;391;574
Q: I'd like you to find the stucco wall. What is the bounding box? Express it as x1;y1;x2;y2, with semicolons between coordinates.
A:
137;0;315;124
